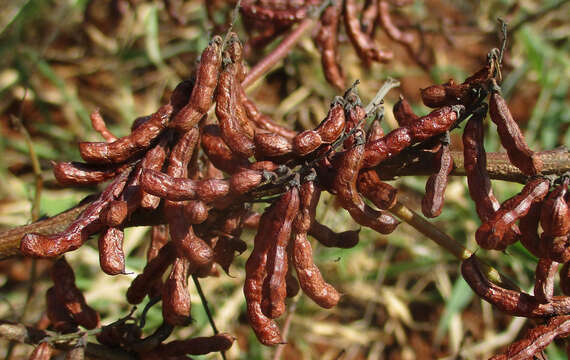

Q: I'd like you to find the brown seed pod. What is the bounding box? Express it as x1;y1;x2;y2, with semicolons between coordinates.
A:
489;80;543;176
139;133;171;210
534;258;559;304
52;161;124;186
519;201;544;258
201;124;250;174
378;0;414;45
243;211;262;228
90;108;118;142
285;264;300;298
392;96;419;127
254;132;293;158
28;342;53;360
183;200;210;225
79;104;173;164
293;182;341;308
360;0;378;35
127;242;175;304
421;135;453;218
544;234;570;263
213;236;247;274
21;169;131;258
420;80;472;108
308;221;360;248
162;257;192;326
240;0;309;25
244;190;301;345
229;169;264;195
171;36;223;132
315;1;345;90
98;227;125;275
475;177;550;250
261;187;299;319
367;117;384;142
104;200;128;227
46;286;78;334
343;0;393;64
540;178;569;237
144;333;234;357
238;86;297;139
293;102;346;156
148;224;169;262
560;262;570;296
334;131;400;234
216;60;256;158
363;105;464;168
461;255;570;317
141;169;230;202
357;168;397;210
51;258;100;329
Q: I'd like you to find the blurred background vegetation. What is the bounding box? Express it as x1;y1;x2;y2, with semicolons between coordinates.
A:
0;0;568;358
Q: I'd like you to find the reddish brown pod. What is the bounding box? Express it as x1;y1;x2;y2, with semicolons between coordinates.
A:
52;161;123;186
162;257;192;326
392;96;418;127
254;132;293;158
314;1;344;90
142;333;234;358
79;104;173;164
28;342;53;360
519;201;544;258
560;262;570;296
98;227;126;275
421;134;453;218
293;102;346;156
46;287;78;334
240;0;310;25
357;168;397;210
201;124;250;174
309;221;360;248
90;108;118;142
540;178;569;237
544;234;570;264
475;177;550;250
489;79;543;176
171;36;223;132
534;258;559;304
139;133;171;210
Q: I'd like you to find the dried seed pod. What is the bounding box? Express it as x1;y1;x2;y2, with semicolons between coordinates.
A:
213;236;247;274
361;0;378;35
51;258;100;329
21;169;131;258
519;201;544;258
98;227;125;275
104;200;128;227
285;265;300;298
293;182;341;308
378;0;415;45
420;80;472;108
461;255;570;317
162;257;191;326
52;161;123;186
229;169;263;195
216;60;256;158
392;96;418;127
241;0;309;25
202;124;250;174
141;169;230;202
139;133;171;210
183;200;210;225
334;132;399;234
292;130;322;157
28;342;53;360
357;168;397;210
308;221;359;248
171;36;223;132
367;117;384;142
46;286;78;334
243;211;262;228
475;177;550;250
544;234;570;263
90;108;118;142
293;102;346;156
363;105;464;168
560;262;570;296
421;135;453;218
540;179;569;237
343;0;393;63
238;86;297;139
254;132;293;158
489;80;543;176
244;191;301;345
79;104;173;164
148;224;169;262
127;242;175;304
145;333;234;357
315;2;345;90
534;258;559;304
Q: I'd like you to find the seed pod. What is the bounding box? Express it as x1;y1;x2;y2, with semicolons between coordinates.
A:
367;117;384;142
216;60;256;158
420;80;472;108
357;168;397;210
315;1;344;90
51;258;100;329
104;200;128;227
213;236;247;274
544;234;570;263
285;265;300;298
476;178;550;250
28;342;53;360
334;131;400;234
308;221;360;248
240;1;309;25
245;191;301;345
127;242;175;304
229;169;263;195
162;257;191;326
255;132;293;158
540;179;569;237
79;104;173;164
519;201;544;258
293;102;346;156
183;200;210;225
227;33;247;82
21;169;131;258
139;133;171;210
46;286;78;334
52;161;123;186
343;0;393;64
202;124;250;174
378;0;415;45
261;187;299;319
65;345;85;360
90;108;118;142
421;135;453;218
243;211;261;228
560;262;570;296
171;36;223;132
98;227;125;275
392;96;419;127
363;105;464;168
361;0;378;35
489;80;543;176
534;258;558;304
145;333;234;357
141;169;230;202
148;224;169;262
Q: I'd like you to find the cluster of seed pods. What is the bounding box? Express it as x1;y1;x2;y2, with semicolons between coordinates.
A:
17;26;568;357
